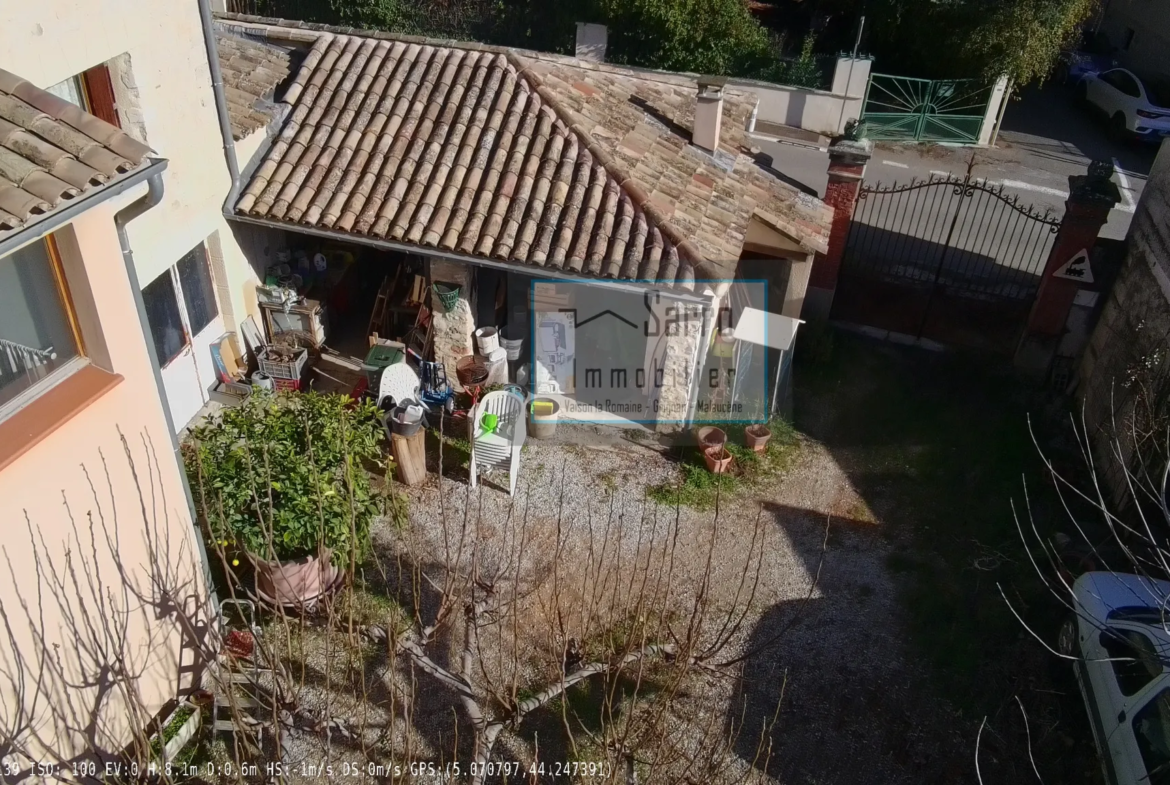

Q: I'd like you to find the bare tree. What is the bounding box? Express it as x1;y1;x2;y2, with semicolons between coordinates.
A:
1;410;811;784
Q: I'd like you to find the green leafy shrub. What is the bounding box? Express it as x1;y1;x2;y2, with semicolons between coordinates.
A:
184;392;389;562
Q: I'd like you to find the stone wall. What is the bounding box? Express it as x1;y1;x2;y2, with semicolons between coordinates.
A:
430;259;477;391
650;299;709;432
1077;141;1170;492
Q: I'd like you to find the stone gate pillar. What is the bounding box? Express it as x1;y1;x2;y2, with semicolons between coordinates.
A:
804;136;873;320
1015;160;1120;379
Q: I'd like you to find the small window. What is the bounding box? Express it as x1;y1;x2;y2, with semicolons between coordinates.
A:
142;270;187;367
46;65;121;127
177;245;218;336
1132;690;1170;784
1102;628;1164;696
45;75;88;111
0;238;82;409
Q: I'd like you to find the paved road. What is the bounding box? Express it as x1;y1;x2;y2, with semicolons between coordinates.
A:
752;83;1161;242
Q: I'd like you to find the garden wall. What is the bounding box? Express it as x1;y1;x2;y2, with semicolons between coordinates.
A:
732;57;871;138
1077;140;1170;492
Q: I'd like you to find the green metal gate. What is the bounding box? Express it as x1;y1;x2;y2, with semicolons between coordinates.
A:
860;74;992;144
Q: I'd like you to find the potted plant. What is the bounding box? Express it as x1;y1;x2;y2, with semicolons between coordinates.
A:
744;424;772;453
150;701;201;763
703;445;734;474
695;425;726;451
185;392;388;605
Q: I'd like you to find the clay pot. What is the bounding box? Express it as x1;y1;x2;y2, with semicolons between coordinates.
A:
703;446;733;474
695;426;726;451
251;550;338;606
744;424;772;453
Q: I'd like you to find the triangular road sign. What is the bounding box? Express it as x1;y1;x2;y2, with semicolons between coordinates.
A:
1053;248;1094;283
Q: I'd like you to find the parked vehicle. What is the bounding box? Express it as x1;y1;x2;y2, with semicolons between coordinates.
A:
1076;68;1170;142
1059;572;1170;785
1054;49;1116;85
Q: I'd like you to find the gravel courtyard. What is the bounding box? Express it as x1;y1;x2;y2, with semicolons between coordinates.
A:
241;333;1093;785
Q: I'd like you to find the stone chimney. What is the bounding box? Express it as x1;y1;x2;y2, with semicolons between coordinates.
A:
575;23;608;62
693;77;726;152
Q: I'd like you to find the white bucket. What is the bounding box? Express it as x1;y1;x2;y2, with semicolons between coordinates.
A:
475;326;500;355
501;334;524;361
251;371;275;392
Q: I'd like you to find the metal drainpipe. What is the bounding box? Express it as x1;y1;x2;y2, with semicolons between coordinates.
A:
196;0;241;208
115;173;220;613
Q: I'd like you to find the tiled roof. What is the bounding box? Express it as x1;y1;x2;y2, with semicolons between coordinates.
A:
221;16;832;287
216;28;298;140
0;68;151;237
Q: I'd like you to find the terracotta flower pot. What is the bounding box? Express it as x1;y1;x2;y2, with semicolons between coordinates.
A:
695;425;726;451
251;550;338;606
744;424;772;453
703;446;733;474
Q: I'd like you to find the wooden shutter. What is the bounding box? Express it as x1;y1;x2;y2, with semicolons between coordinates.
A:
81;65;120;127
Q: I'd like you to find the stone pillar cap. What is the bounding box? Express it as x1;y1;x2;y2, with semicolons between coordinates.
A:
1068;161;1121;207
827;137;874;165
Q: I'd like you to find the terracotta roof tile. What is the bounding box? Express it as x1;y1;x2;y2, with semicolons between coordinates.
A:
0;67;150;241
215;27;298;140
225;17;832;285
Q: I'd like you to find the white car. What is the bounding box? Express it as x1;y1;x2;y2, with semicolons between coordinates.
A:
1078;68;1170;142
1060;572;1170;785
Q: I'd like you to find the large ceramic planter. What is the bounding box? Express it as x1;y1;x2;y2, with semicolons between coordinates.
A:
703;446;734;474
251;550;338;606
744;424;772;453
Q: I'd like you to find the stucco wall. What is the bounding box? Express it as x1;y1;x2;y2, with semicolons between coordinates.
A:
1097;0;1170;80
1;0;260;339
0;207;204;762
732;57;871;137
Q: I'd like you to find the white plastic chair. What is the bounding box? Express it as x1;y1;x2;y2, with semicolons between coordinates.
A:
469;390;526;496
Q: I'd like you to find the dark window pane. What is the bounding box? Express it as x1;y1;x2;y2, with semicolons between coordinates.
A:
1102;629;1162;696
143;271;186;366
0;240;80;408
1133;690;1170;785
177;245;217;336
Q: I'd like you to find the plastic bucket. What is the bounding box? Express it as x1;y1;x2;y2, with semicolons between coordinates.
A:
475;327;500;354
501;335;524;361
251;371;275;392
387;405;424;437
529;397;560;439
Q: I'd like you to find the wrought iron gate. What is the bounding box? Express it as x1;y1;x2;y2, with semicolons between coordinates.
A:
861;74;993;144
832;173;1061;352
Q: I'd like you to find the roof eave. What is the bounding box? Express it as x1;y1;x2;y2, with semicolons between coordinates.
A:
0;158;169;259
225;211;713;303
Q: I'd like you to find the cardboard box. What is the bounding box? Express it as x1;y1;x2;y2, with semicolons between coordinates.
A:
210;334;242;383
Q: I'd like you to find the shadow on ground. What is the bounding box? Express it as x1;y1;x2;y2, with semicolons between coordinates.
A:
731;331;1103;784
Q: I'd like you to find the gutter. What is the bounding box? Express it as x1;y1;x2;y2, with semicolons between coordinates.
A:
0;162;165;259
114;163;220;612
227;211;713;304
197;0;242;211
